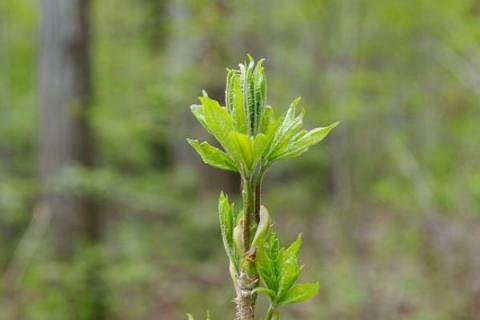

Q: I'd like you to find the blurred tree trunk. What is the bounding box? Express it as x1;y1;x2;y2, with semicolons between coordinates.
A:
39;0;104;318
325;1;379;318
167;0;237;193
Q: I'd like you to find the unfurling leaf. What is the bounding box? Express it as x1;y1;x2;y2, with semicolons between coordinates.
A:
251;206;271;248
187;139;237;172
233;223;243;257
226;69;248;134
218;192;239;273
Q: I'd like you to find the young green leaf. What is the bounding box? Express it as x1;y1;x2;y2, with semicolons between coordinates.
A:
229;132;254;171
218;192;239;273
255;232;318;310
276;234;303;301
233;223;243;257
270;122;339;161
226;69;248;134
252;133;268;165
239;57;266;136
261;105;275;134
256;233;280;293
278;282;320;305
190;104;207;128
199;95;235;151
187;139;238;172
252;287;276;300
265;98;304;162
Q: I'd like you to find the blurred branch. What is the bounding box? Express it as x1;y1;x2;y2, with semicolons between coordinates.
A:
434;42;480;96
1;204;52;293
388;139;436;215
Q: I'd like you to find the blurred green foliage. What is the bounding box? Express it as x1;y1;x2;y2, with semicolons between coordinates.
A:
1;0;480;319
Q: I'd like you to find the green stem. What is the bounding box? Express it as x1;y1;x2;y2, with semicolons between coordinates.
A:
241;177;254;251
264;306;278;320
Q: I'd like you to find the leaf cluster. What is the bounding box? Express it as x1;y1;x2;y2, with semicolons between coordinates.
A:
187;57;338;178
218;192;318;317
255;234;319;308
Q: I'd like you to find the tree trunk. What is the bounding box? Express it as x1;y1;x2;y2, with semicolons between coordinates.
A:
39;0;104;318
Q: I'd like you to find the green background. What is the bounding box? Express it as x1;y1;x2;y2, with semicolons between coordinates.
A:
1;0;480;319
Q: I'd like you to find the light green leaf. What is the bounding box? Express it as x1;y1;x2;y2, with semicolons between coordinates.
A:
265;98;304;162
226;69;248;134
270;122;339;161
229;132;254;170
187;139;237;172
218;192;238;273
190;104;207;127
253;133;268;165
199;95;235;151
257;233;280;292
278;282;320;305
276;234;303;301
233;223;243;257
226;70;236;113
261;105;275;134
239;57;265;136
253;287;276;300
253;58;266;132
